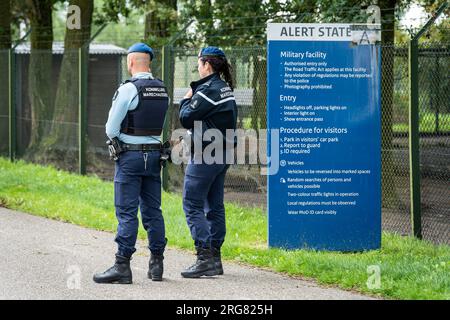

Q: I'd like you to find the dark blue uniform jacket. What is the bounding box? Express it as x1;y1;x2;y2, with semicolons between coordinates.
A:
179;73;238;149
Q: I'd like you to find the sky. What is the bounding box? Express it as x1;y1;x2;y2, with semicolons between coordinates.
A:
399;3;429;29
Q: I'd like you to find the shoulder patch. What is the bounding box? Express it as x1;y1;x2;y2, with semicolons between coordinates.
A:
190;98;199;109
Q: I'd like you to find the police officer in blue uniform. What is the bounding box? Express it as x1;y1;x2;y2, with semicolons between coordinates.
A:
179;47;237;278
93;43;169;284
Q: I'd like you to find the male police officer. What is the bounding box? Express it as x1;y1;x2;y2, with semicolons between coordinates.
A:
93;43;169;284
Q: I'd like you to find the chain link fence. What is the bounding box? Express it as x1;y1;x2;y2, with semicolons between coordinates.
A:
417;42;450;244
15;48;80;171
163;43;449;245
0;42;448;245
380;44;411;237
165;47;268;207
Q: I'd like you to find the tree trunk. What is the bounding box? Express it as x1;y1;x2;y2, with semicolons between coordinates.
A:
380;0;401;208
47;0;93;155
26;0;54;151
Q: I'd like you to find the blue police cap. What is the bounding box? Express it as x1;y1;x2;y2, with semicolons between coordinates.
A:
127;42;154;60
198;46;226;58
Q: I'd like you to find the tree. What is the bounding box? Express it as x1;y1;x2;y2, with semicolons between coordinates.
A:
144;0;178;44
45;0;94;158
419;0;450;42
0;0;12;49
180;0;276;47
420;0;450;14
24;0;55;151
46;0;178;165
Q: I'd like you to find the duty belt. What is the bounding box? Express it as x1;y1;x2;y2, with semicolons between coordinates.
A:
120;143;161;151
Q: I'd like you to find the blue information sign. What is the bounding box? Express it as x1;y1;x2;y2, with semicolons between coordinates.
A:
267;23;382;251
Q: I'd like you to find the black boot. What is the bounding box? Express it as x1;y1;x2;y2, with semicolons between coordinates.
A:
148;254;164;281
181;247;218;278
212;247;224;275
93;254;132;284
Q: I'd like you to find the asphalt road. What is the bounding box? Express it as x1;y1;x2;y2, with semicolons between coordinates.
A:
0;208;373;300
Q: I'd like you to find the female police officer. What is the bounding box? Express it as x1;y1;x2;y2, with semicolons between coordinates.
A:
178;46;237;278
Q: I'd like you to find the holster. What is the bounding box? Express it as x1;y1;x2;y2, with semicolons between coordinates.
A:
106;138;124;161
160;141;172;167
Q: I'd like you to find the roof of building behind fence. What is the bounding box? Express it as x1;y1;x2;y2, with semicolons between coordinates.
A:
14;42;127;55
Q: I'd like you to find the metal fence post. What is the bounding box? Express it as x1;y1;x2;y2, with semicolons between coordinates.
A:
408;1;448;239
161;45;173;191
159;21;194;191
79;47;88;175
408;38;422;239
8;48;16;162
8;30;31;162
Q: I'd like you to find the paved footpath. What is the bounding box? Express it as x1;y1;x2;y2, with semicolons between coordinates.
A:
0;208;374;300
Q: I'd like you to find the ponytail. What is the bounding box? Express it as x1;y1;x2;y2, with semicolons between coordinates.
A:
200;56;234;91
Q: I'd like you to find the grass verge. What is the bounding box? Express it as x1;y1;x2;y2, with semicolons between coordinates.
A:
0;157;449;299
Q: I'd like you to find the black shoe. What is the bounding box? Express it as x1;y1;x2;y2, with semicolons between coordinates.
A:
181;247;218;278
148;253;164;281
212;247;224;275
93;254;132;284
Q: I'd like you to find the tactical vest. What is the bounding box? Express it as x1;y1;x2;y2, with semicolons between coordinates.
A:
120;78;169;136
